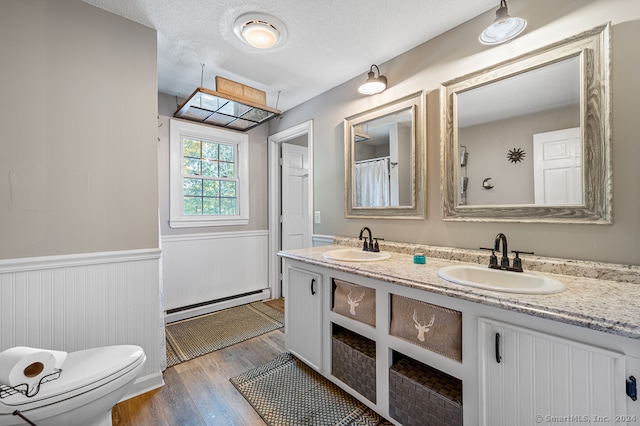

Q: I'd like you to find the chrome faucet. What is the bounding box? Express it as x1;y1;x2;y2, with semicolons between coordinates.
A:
358;227;381;252
480;233;533;272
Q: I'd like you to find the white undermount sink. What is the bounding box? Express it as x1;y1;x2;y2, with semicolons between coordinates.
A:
322;248;391;262
437;264;565;294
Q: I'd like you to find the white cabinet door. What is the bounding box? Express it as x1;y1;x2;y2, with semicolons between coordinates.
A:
284;264;322;371
479;318;626;426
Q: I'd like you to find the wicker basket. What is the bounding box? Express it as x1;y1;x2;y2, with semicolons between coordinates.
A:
389;357;463;426
331;329;377;403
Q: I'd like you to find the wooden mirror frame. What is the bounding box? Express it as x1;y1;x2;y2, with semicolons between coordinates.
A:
440;24;612;224
344;91;426;219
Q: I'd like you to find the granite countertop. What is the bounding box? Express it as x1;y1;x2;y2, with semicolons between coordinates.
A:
278;244;640;340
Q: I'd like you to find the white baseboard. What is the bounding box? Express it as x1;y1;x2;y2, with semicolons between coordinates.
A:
121;371;165;402
164;288;271;324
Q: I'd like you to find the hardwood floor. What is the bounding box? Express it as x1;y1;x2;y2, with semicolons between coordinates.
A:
112;300;286;426
262;297;284;314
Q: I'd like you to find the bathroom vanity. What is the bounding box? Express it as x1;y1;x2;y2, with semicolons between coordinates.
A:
279;243;640;426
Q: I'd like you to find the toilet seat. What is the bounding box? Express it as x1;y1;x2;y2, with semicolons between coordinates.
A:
0;345;145;414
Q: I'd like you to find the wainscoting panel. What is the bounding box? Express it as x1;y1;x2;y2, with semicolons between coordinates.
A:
0;249;164;397
162;231;269;314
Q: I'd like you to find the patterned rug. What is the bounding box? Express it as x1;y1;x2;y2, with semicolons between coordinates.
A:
165;302;284;367
230;352;391;426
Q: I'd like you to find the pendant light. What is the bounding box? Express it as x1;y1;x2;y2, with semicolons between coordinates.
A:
358;65;387;95
479;0;527;45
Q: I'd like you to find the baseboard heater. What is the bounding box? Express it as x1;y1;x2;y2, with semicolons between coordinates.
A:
166;290;264;315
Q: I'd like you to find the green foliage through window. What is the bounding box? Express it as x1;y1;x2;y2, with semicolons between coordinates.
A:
182;138;238;216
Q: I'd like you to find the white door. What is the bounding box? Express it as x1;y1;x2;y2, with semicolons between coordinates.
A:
533;127;582;205
281;143;310;250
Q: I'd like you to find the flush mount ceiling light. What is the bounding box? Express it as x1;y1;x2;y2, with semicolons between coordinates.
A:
233;12;287;49
479;0;527;45
358;64;387;95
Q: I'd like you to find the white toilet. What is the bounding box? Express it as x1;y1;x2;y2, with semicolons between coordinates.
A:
0;345;146;426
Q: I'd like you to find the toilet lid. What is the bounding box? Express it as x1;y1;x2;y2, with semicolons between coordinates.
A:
0;345;144;408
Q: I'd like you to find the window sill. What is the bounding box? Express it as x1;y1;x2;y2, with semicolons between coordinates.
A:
169;218;250;228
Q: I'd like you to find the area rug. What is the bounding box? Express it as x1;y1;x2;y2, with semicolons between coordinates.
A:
165;302;284;367
230;352;391;426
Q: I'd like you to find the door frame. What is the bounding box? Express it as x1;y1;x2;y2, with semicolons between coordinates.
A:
268;120;314;299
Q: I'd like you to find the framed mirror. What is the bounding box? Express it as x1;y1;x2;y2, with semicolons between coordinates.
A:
440;24;611;223
344;91;426;219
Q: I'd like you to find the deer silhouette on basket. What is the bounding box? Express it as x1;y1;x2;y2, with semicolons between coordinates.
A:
413;309;436;342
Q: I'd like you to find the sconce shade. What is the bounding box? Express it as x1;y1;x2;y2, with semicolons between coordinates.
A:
358;65;387;95
479;0;527;45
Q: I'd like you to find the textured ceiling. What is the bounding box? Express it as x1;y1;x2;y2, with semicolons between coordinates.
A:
81;0;502;113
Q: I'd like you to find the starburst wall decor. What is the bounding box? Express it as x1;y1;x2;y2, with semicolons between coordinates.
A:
507;148;526;163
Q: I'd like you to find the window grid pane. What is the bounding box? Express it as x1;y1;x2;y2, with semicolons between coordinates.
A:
184;178;202;196
184;196;203;215
202;142;218;160
182;137;238;216
201;159;218;177
183;139;201;158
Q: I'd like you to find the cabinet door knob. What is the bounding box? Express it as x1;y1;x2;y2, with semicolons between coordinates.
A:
310;278;316;295
495;332;502;363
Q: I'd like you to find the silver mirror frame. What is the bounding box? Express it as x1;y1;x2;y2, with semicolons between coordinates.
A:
344;91;426;219
440;24;612;224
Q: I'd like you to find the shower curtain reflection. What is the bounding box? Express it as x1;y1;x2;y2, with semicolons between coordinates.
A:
354;157;390;207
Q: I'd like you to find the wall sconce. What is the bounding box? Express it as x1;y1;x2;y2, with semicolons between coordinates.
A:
233;13;287;49
479;0;527;45
358;65;387;95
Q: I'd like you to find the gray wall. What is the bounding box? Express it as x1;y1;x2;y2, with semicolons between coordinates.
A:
269;0;640;265
0;0;159;259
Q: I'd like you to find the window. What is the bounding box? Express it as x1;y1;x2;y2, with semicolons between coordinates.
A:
169;119;249;227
